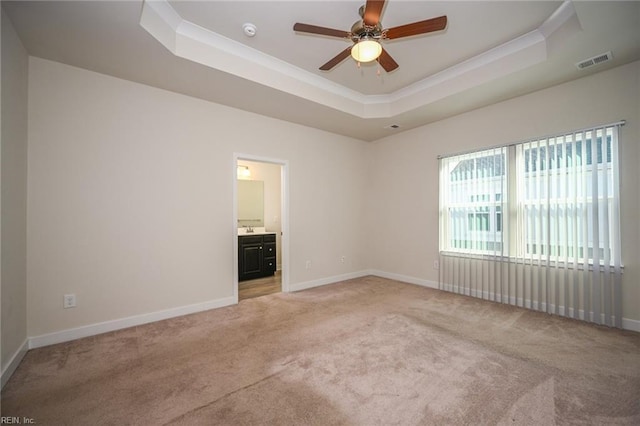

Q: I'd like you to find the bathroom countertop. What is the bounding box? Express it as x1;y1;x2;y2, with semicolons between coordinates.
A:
237;227;276;236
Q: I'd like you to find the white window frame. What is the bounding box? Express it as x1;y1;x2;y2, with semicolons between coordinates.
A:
439;123;623;268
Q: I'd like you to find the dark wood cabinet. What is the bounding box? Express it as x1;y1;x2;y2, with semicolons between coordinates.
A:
239;234;276;281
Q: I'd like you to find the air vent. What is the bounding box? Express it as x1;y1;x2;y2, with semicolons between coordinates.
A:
385;124;401;130
576;51;613;70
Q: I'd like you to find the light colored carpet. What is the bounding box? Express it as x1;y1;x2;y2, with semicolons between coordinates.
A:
2;276;639;424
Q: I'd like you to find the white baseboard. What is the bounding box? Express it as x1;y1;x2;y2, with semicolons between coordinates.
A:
421;280;640;332
289;270;371;292
622;317;640;332
291;271;635;332
6;271;638;388
1;339;28;389
28;269;374;350
369;270;439;290
29;296;236;349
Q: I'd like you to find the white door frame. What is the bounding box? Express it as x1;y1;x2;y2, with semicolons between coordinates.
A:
233;153;290;304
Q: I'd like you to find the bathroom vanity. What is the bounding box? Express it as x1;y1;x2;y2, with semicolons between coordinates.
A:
238;231;276;281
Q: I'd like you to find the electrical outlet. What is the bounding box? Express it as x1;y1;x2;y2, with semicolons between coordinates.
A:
63;294;76;309
305;260;312;269
433;260;439;270
340;256;346;263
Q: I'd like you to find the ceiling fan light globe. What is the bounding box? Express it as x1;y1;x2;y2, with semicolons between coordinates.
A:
351;39;382;63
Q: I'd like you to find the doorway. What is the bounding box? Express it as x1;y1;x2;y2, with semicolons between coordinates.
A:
233;154;289;303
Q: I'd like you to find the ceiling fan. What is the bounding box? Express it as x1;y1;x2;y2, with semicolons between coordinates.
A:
293;0;447;72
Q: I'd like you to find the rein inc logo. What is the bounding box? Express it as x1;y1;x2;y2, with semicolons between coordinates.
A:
0;418;35;424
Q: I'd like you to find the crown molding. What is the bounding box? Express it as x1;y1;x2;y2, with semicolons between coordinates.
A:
140;0;579;119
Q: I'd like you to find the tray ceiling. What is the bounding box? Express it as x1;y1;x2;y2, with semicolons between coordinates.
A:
4;1;640;140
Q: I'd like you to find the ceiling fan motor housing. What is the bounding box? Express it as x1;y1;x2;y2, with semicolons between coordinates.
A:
350;20;383;42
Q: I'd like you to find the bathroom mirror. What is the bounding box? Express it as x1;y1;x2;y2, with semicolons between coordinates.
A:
238;180;264;227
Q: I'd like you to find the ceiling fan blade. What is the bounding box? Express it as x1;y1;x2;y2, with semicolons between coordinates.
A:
363;0;386;26
385;15;447;39
377;48;399;72
319;47;353;71
293;23;350;39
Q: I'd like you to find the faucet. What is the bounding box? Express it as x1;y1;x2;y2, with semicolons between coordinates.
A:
246;225;254;233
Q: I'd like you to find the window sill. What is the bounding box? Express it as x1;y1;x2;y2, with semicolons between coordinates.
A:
439;251;625;273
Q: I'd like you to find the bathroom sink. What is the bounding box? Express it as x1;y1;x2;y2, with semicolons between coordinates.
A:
238;227;272;235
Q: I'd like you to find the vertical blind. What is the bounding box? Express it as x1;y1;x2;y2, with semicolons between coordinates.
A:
438;122;623;327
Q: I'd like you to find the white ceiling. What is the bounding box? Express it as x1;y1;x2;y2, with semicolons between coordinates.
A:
4;1;640;141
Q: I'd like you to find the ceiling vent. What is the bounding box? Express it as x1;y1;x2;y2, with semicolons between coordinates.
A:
575;51;613;70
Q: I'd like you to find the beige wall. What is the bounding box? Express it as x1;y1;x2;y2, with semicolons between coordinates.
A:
1;10;29;374
27;57;370;337
17;52;640;343
369;60;640;323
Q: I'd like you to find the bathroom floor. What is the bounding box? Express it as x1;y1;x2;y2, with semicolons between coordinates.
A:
239;271;281;300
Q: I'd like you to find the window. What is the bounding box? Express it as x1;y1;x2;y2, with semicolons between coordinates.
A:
468;207;490;232
438;122;623;328
439;124;621;267
439;148;507;255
